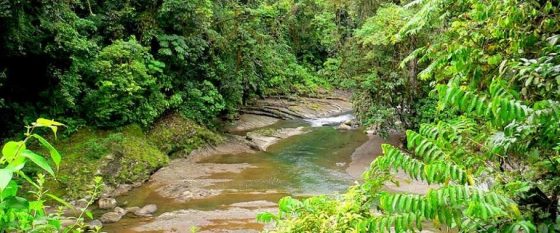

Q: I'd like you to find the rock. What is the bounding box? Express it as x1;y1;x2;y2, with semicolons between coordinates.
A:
335;162;346;167
114;206;127;215
86;220;103;230
61;218;76;227
126;206;141;213
227;114;280;132
105;153;115;160
98;198;117;209
336;123;352;130
135;204;158;216
246;127;307;151
62;207;81;217
100;211;123;223
365;129;376;135
112;184;132;197
74;199;89;209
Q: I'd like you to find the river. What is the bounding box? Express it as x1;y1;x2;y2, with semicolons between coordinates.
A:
103;116;400;232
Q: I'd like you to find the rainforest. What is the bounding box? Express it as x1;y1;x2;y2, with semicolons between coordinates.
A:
0;0;559;232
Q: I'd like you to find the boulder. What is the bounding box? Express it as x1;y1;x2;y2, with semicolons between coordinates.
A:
112;184;132;197
114;206;127;215
74;199;89;209
60;218;76;227
134;204;158;216
86;220;103;230
336;123;352;130
100;211;123;223
98;198;117;209
126;206;141;213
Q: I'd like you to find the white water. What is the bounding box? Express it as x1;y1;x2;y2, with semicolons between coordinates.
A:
304;113;355;127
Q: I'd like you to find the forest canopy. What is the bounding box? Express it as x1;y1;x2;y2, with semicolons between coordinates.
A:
0;0;349;136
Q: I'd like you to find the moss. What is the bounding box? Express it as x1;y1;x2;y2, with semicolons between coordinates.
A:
43;113;218;199
252;128;277;137
101;125;168;185
148;112;223;156
46;125;168;199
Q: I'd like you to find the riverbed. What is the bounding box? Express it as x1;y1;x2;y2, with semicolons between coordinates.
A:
103;117;400;232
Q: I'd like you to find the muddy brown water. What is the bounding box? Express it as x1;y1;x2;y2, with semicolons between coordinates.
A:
103;123;400;233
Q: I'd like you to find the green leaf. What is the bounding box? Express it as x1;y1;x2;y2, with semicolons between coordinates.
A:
257;212;274;223
34;118;64;138
1;196;29;210
2;141;25;162
46;194;73;209
5;156;26;172
0;180;18;199
488;54;502;65
31;134;61;169
35;118;64;127
0;168;13;191
29;200;44;212
86;210;94;219
21;150;54;177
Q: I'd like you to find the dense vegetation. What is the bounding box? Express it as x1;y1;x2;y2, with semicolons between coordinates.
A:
1;0;559;232
1;119;102;232
0;0;348;137
258;0;560;232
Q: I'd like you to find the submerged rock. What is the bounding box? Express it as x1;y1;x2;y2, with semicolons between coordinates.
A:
135;204;158;216
246;127;308;151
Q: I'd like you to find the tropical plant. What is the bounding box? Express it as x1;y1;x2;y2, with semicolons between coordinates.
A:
0;119;101;232
260;81;560;232
259;0;560;232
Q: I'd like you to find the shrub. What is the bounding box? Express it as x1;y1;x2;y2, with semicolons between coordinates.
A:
82;37;168;128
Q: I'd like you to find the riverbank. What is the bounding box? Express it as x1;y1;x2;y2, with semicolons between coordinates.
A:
44;93;353;229
103;128;370;232
97;93;364;232
52;91;434;232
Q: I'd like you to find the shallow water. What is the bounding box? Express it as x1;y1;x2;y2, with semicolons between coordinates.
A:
103;121;384;232
202;127;367;195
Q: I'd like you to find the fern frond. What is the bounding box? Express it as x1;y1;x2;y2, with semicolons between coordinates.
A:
367;213;423;233
376;144;426;181
531;100;560;123
406;130;447;162
489;79;517;99
375;185;519;231
377;144;469;184
437;85;532;126
437;85;491;117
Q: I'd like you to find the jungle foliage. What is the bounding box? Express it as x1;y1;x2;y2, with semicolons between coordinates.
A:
0;0;350;136
259;0;560;232
1;0;559;232
0;119;102;232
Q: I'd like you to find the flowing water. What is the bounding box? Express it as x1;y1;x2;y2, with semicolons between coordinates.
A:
103;116;397;232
